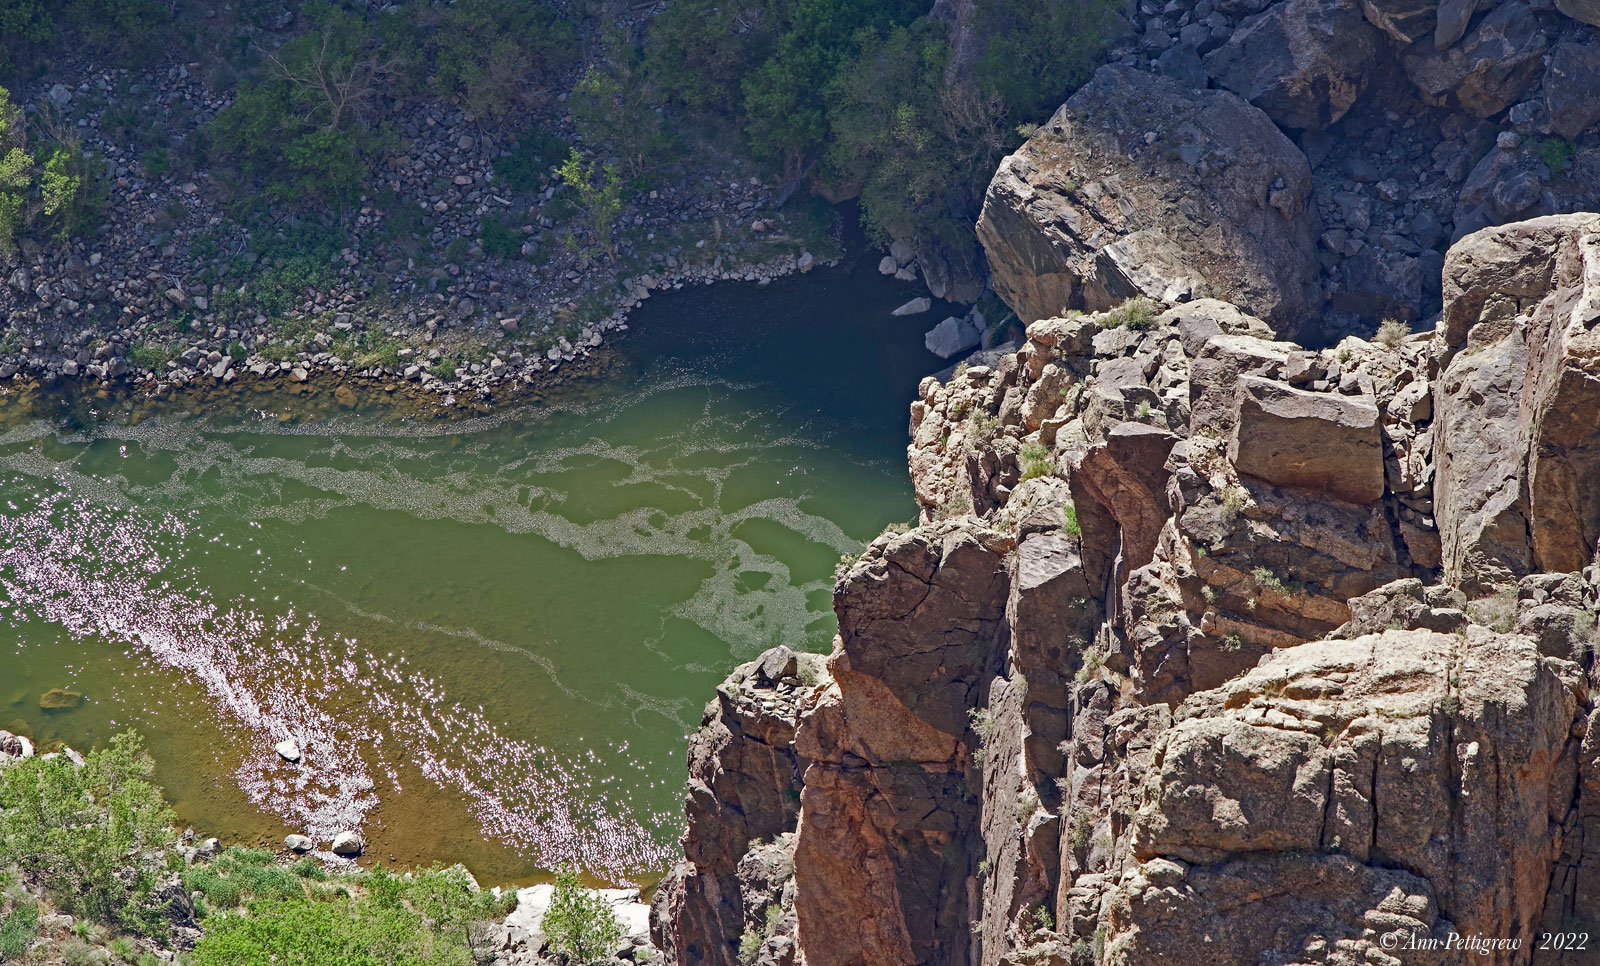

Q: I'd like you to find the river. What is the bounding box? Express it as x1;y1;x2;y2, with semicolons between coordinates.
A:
0;251;955;886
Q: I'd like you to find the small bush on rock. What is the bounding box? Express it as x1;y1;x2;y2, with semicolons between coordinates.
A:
542;867;622;965
0;731;177;935
1373;318;1411;348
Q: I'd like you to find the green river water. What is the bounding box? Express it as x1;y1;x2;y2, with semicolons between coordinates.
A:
0;255;950;886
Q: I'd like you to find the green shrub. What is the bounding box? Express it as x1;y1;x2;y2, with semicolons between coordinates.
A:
479;215;521;260
140;146;169;176
1373;318;1410;348
542;868;622;965
188;863;507;966
1019;440;1053;480
496;126;570;194
0;731;177;935
0;898;39;959
1534;137;1576;172
1061;503;1080;537
1101;296;1158;331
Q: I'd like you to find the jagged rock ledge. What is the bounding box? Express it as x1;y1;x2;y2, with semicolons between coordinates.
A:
653;213;1600;966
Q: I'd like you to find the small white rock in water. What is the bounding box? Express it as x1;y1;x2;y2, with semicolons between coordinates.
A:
330;831;365;857
284;834;314;853
891;297;933;317
275;739;302;762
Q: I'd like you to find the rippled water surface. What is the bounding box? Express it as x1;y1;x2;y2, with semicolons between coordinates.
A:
0;258;946;884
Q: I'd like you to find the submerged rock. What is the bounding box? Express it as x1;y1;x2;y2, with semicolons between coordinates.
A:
38;688;82;710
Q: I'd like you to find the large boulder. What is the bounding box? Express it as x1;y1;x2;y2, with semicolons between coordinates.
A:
1434;214;1600;592
1545;42;1600;140
925;315;983;359
976;66;1320;341
1204;0;1384;131
1227;375;1385;504
1403;1;1546;118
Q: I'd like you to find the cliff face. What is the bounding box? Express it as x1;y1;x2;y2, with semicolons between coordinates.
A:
654;212;1600;966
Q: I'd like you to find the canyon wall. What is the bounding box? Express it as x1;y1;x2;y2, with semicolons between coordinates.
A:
656;0;1600;959
654;211;1600;965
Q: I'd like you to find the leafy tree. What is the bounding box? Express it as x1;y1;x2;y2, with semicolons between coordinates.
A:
642;0;785;113
0;87;29;257
209;3;402;207
0;731;178;934
37;141;102;240
557;149;622;258
541;868;621;965
418;0;578;116
0;0;52;73
823;26;954;243
973;0;1118;122
569;33;671;177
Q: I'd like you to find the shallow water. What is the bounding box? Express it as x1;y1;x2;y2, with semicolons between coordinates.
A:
0;255;950;885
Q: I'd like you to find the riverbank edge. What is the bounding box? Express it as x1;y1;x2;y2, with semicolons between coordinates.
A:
0;242;846;417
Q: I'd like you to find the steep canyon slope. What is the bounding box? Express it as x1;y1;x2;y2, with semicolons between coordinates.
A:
655;212;1600;965
654;0;1600;961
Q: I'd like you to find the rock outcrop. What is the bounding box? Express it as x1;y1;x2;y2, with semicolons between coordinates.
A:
1435;214;1600;593
979;0;1600;342
660;215;1600;966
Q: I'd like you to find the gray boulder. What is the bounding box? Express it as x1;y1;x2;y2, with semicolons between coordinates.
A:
977;67;1320;341
1545;42;1600;140
1204;0;1383;131
1403;2;1546;118
330;831;365;857
924;316;982;359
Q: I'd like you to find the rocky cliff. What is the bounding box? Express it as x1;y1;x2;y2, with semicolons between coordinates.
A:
653;210;1600;965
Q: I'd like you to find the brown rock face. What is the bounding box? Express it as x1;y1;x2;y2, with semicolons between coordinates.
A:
791;522;1011;966
650;648;822;966
661;217;1600;966
1227;375;1385;504
1435;214;1600;592
975;66;1319;339
1112;628;1583;964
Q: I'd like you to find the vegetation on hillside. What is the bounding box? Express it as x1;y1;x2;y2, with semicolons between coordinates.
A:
636;0;1118;244
1;0;1114;256
0;86;101;255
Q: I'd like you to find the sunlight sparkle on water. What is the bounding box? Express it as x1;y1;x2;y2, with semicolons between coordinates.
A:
0;492;668;881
